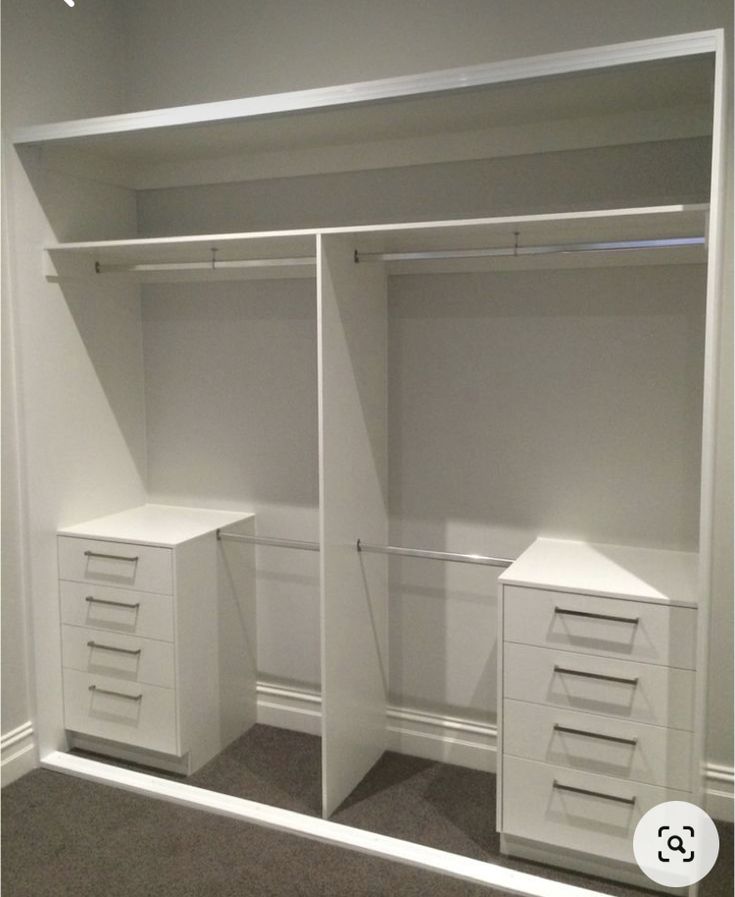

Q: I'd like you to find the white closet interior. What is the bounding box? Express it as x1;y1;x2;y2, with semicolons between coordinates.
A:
11;30;725;895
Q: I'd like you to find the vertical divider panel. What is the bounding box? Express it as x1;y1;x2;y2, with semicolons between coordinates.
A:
318;233;389;818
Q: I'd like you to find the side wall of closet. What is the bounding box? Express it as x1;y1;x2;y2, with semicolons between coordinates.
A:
1;0;146;773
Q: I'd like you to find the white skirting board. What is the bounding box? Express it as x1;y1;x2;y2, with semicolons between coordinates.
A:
257;682;733;821
1;722;37;787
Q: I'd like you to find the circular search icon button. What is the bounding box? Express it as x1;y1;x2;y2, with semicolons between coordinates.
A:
633;801;719;887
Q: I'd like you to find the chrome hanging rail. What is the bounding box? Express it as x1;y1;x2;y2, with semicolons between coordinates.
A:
353;236;704;264
94;256;317;275
216;531;319;552
356;539;514;568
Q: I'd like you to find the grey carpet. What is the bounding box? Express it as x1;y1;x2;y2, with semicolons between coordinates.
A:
7;726;733;897
330;749;734;897
1;769;496;897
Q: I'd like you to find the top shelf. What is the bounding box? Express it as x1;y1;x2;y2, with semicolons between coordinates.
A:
13;33;717;189
45;204;709;281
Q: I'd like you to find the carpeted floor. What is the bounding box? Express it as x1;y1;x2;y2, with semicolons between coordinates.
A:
4;725;733;897
0;769;495;897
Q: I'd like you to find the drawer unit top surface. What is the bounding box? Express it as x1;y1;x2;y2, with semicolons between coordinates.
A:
499;538;697;607
58;503;253;548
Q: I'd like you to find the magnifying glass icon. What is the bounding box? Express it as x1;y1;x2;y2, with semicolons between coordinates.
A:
667;835;686;854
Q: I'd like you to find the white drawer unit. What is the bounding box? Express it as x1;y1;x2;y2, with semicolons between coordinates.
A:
497;537;698;889
503;699;692;790
503;585;697;668
60;580;175;642
504;642;695;730
57;504;257;774
58;536;174;595
62;668;179;756
502;756;690;865
61;625;176;689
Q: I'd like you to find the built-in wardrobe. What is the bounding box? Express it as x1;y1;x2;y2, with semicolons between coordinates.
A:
10;28;726;896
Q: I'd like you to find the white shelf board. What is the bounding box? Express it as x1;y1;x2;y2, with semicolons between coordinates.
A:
13;36;715;188
58;504;253;548
46;231;319;282
499;537;699;607
45;205;708;281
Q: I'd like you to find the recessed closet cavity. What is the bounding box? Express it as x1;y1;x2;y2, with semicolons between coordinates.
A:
10;29;727;896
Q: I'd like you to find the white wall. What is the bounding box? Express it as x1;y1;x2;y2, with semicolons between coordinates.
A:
141;279;321;689
1;0;144;768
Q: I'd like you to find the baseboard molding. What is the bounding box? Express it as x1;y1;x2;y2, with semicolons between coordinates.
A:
1;721;36;787
256;682;323;736
257;682;496;771
256;682;733;819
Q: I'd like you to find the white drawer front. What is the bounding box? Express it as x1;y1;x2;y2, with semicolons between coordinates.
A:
504;643;694;730
63;668;178;755
503;698;692;790
502;756;689;864
58;536;173;595
62;625;175;689
503;586;696;668
60;581;174;642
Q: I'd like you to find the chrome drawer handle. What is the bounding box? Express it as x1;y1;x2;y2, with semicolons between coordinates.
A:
85;595;140;610
554;607;639;625
553;665;638;686
553;779;636;806
553;723;638;746
88;685;142;701
84;550;139;563
87;640;142;656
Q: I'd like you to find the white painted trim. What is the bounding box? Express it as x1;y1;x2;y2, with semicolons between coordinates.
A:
257;681;497;771
12;31;720;146
256;683;322;736
705;763;734;823
40;749;611;897
1;722;36;786
693;27;727;825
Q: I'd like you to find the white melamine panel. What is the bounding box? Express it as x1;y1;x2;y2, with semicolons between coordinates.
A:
503;586;697;668
319;234;388;817
58;536;173;595
502;755;689;864
63;669;178;755
503;699;692;790
59;580;174;642
62;625;175;689
58;504;253;548
500;538;698;605
176;524;257;772
504;643;695;730
12;39;716;190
